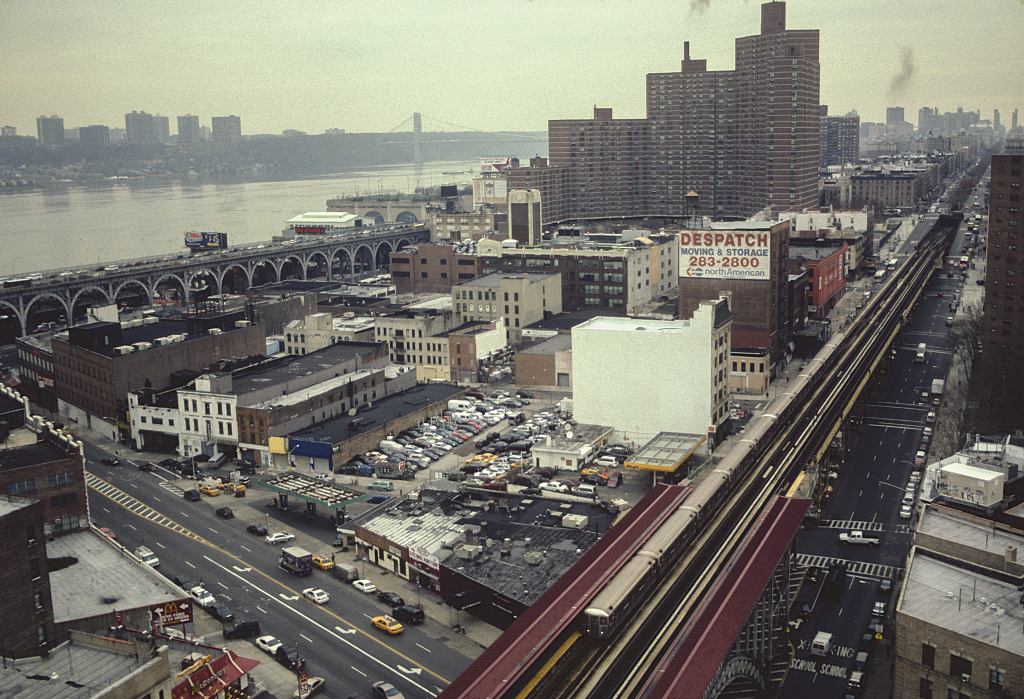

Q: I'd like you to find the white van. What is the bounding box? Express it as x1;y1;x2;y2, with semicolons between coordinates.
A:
574;484;597;498
448;399;475;411
810;631;833;657
378;440;402;455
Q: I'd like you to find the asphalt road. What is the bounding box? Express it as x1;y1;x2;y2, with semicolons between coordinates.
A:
84;448;474;698
779;207;978;698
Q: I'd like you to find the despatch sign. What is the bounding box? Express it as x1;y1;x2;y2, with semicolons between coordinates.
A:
679;230;771;280
150;599;194;626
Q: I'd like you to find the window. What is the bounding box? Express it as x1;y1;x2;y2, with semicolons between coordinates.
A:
919;678;932;699
51;493;77;508
989;667;1005;690
922;644;935;668
949;654;972;680
8;478;35;495
48;471;74;487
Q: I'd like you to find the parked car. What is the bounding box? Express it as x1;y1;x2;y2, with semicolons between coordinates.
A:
100;457;119;466
293;676;325;699
215;507;234;519
183;489;201;502
377;591;404;607
311;554;335;570
275;644;302;670
353;579;377;594
372;681;405;699
222;619;260;639
256;635;283;655
246;523;268;536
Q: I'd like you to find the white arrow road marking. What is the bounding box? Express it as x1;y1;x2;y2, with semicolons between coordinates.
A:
280;594;300;601
200;556;438;695
335;626;357;635
398;665;423;675
233;566;252;572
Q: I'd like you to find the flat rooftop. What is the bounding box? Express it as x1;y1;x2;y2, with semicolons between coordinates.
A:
901;547;1024;656
519;334;572;356
918;505;1024;559
0;439;69;471
290;383;464;444
627;432;708;473
231;341;383;398
47;530;183;623
574;316;690;334
361;489;615;605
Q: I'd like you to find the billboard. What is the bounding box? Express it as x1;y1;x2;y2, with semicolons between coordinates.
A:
150;598;194;626
184;231;228;250
480;157;516;172
679;229;771;281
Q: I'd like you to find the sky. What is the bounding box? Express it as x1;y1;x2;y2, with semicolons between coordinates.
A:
3;0;1022;137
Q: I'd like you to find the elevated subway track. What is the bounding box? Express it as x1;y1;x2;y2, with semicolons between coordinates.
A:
440;215;957;698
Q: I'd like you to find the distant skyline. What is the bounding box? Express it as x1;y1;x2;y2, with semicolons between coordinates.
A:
3;0;1022;138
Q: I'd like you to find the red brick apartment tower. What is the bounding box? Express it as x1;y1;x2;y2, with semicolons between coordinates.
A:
733;1;820;216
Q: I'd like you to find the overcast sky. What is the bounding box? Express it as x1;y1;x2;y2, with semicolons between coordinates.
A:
3;0;1022;137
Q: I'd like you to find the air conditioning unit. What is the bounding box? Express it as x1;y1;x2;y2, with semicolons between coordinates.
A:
961;674;971;683
133;341;152;351
234;320;251;328
208;328;222;335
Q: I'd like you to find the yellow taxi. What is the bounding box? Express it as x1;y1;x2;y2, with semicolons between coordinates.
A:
198;484;221;496
580;467;610;479
371;615;404;635
311;554;335;570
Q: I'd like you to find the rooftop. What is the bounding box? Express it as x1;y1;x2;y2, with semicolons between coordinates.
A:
457;271;558;287
0;439;71;472
229;341;383;399
361;489;615;605
918;505;1024;560
289;383;464;445
900;547;1024;656
47;530;183;623
519;334;572;356
574;316;692;334
627;432;708;473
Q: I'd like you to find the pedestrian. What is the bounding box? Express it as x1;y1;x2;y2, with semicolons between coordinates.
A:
331;553;336;563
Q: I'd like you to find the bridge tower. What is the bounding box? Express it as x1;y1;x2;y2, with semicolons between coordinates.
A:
413;112;423;164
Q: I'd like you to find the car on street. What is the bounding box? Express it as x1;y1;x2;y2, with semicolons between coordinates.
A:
275;644;302;670
873;600;888;617
98;527;117;540
246;523;268;536
189;586;216;608
215;507;234;519
198;484;221;496
265;532;296;545
353;579;377;594
256;635;283;655
138;462;154;471
183;489;202;501
311;554;334;570
367;494;390;504
100;457;119;466
302;587;330;604
900;504;913;519
804;566;821;584
210;604;234;622
372;681;405;699
377;591;404;607
293;676;325;698
797;602;812;619
371;615;404;635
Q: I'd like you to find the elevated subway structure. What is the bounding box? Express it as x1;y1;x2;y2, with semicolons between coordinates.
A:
0;224;428;335
440;213;959;698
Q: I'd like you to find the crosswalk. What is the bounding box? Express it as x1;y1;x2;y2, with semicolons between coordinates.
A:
817;519;913;535
796;553;901;582
85;472;205;542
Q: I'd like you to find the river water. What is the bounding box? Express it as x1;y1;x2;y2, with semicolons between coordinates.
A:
0;160;480;278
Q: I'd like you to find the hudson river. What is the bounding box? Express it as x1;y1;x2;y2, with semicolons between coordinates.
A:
0;160;479;278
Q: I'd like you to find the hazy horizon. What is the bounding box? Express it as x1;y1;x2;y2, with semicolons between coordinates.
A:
4;0;1022;137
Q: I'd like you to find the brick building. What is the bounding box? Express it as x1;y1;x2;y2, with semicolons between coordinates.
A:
389;243;483;294
0;497;57;658
509;1;820;222
478;234;679;314
678;220;792;373
789;239;848;319
453;272;562;345
52;318;266;441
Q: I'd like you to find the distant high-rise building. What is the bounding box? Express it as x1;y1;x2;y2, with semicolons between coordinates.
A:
155;115;170;143
994;109;1001;131
78;125;110;146
125;110;158;144
885;106;904;125
1013;109;1019;132
36;115;64;146
177;114;201;143
512;1;819;222
1;125;16;137
507;189;543;246
211;115;241;143
981;137;1024;423
820;109;860;167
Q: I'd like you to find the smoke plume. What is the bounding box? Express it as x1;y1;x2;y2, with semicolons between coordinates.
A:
888;48;915;98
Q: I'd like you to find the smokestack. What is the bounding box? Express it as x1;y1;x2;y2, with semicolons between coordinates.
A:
684;41;690;61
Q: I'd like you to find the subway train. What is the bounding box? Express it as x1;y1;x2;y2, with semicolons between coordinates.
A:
582;330;847;639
